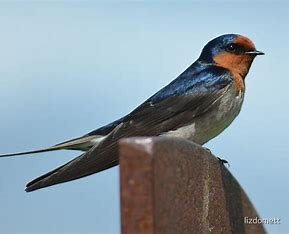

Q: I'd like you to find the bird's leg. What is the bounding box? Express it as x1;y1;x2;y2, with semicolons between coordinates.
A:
203;147;230;168
217;157;230;168
203;147;212;154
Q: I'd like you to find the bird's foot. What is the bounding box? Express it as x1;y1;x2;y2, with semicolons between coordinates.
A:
217;157;230;168
203;147;230;168
203;147;212;154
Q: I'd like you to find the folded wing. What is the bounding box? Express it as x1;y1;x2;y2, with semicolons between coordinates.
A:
26;65;233;192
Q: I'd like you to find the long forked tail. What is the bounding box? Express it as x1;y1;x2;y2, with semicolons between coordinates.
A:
25;124;123;192
0;135;99;158
25;142;118;192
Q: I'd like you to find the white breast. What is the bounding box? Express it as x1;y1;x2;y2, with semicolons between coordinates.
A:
162;87;244;145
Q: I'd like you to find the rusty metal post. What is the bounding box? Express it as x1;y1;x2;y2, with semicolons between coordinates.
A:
119;137;266;234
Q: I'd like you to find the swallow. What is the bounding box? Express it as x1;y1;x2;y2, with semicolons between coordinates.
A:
0;34;264;192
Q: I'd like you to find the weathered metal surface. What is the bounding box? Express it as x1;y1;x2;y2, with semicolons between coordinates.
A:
119;137;266;234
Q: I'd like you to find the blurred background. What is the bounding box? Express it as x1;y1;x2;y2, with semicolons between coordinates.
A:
0;1;288;234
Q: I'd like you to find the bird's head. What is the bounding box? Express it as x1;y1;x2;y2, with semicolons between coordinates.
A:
199;34;264;78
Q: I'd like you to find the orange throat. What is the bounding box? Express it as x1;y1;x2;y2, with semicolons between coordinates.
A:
214;53;254;92
214;53;254;78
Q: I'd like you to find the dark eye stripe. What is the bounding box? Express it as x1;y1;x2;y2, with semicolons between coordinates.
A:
225;43;246;54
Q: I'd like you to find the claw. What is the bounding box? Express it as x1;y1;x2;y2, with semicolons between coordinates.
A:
203;147;212;154
217;157;230;168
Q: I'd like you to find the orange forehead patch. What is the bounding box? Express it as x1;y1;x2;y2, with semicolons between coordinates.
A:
234;35;256;51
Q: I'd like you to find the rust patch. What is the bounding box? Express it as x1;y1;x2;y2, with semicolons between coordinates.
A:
119;137;266;234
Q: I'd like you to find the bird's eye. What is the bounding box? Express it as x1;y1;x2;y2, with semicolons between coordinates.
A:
226;44;237;52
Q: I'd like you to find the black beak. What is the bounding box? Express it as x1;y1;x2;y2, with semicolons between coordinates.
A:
245;50;265;56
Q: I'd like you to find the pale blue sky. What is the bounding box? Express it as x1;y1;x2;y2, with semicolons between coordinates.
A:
0;1;288;234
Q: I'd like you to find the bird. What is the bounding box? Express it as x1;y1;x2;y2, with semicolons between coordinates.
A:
0;34;264;192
